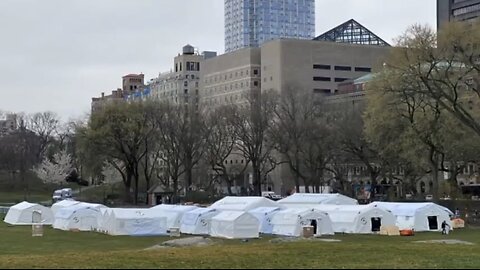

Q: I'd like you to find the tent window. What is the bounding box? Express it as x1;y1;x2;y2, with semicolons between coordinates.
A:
371;217;381;232
428;216;438;230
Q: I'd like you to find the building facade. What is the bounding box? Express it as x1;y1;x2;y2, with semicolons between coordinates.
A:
150;45;213;106
0;114;17;135
91;74;145;113
91;89;127;114
200;47;262;107
225;0;315;53
261;38;390;97
438;0;480;29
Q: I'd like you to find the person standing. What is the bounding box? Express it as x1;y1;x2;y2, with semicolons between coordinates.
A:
441;221;450;235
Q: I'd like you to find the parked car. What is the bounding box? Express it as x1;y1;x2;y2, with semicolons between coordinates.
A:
52;188;73;203
261;191;282;201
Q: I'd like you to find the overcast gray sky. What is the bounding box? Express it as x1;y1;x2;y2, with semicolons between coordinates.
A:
0;0;436;121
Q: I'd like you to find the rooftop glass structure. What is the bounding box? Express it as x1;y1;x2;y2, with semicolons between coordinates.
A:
314;19;390;47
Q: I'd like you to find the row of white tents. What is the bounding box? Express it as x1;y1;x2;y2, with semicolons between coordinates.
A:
3;193;454;239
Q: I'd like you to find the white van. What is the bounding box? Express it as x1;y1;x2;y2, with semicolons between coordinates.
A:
52;188;73;203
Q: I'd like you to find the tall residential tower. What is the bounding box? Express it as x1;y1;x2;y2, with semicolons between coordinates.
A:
225;0;315;53
437;0;480;29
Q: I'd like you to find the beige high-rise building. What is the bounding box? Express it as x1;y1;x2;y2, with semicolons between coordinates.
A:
260;39;390;96
201;39;389;109
150;45;212;106
200;47;261;107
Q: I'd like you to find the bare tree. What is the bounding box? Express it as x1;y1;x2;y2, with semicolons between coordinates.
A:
204;105;248;195
271;87;336;193
231;90;277;195
27;111;60;160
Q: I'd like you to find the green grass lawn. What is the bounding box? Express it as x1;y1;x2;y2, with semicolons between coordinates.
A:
0;192;51;205
0;215;479;269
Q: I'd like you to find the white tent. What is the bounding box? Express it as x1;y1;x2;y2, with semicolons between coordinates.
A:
103;208;168;236
51;200;80;216
180;208;219;235
372;202;453;232
150;205;199;229
271;208;334;237
311;204;396;234
248;207;281;234
210;197;280;211
278;193;358;206
53;204;104;231
4;202;54;225
97;208;113;233
210;211;259;239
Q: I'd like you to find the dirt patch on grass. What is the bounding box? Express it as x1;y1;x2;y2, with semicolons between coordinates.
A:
270;237;341;244
414;239;474;245
145;237;218;250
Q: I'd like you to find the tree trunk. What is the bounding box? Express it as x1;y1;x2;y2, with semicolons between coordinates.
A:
185;158;193;195
172;177;179;204
252;162;261;196
124;170;133;203
226;178;233;196
134;167;139;205
304;181;310;193
430;159;439;200
293;157;301;193
370;170;378;200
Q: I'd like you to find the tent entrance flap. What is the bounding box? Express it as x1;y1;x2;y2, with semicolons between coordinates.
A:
309;220;318;235
428;216;438;230
371;217;381;232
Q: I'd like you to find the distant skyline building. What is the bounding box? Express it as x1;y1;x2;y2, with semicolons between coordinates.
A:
437;0;480;29
224;0;315;53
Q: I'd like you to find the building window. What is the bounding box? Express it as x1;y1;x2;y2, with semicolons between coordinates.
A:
335;78;349;82
313;64;331;70
184;81;188;87
313;89;331;94
254;81;259;86
355;67;372;72
334;66;352;71
253;69;259;75
313;77;331;82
